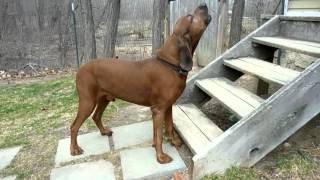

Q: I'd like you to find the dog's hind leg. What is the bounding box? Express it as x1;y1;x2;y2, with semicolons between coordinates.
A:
70;98;96;156
92;96;113;136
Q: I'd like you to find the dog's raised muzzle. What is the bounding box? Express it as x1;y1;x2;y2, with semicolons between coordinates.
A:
199;3;208;10
198;3;211;25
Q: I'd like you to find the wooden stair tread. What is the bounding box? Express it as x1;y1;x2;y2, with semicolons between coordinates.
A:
252;36;320;57
173;104;223;154
196;78;264;118
224;57;300;85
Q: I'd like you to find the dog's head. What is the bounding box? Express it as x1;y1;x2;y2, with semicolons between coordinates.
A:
157;3;211;72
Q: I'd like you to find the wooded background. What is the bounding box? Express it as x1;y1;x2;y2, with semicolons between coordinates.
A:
0;0;283;71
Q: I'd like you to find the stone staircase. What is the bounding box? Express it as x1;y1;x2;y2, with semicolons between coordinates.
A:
172;15;320;179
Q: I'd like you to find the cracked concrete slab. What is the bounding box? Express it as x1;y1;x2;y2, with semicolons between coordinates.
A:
55;132;110;166
0;176;16;180
50;160;115;180
120;144;187;180
0;146;21;170
112;121;153;150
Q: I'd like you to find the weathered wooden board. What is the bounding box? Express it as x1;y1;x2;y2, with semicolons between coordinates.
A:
178;104;223;142
241;57;300;78
178;16;281;105
289;1;320;9
224;57;300;85
172;105;211;154
196;78;262;118
192;59;320;179
279;18;320;43
279;15;320;22
211;77;264;108
252;36;320;57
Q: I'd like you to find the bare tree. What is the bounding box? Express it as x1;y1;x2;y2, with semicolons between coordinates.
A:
152;0;167;55
55;3;70;67
164;1;170;41
0;1;9;40
229;0;245;48
103;0;120;58
81;0;97;63
35;0;45;31
255;0;264;26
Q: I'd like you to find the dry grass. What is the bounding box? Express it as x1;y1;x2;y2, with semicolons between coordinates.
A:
0;75;128;179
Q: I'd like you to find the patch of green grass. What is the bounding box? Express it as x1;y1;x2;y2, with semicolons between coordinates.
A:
0;75;128;149
202;167;260;180
275;152;318;177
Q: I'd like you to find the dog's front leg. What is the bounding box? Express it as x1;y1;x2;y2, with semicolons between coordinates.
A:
151;106;173;164
165;106;182;148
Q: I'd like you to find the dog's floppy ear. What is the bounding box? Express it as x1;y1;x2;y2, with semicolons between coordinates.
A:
179;36;193;72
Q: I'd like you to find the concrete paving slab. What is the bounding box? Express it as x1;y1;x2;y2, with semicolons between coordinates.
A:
0;176;16;180
0;146;21;170
112;121;152;150
120;144;187;180
55;132;110;166
50;160;115;180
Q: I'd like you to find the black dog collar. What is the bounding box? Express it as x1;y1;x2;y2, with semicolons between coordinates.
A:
156;57;189;77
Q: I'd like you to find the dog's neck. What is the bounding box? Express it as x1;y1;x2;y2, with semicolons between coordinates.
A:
156;56;189;77
156;35;184;66
156;35;193;77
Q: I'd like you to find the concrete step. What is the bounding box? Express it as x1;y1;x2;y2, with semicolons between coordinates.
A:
173;104;223;154
112;121;152;150
224;57;300;85
53;121;187;180
0;146;21;171
0;176;16;180
120;144;186;180
252;36;320;57
196;77;264;118
55;132;111;166
50;160;116;180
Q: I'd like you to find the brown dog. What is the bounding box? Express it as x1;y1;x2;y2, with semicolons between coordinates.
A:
70;4;211;164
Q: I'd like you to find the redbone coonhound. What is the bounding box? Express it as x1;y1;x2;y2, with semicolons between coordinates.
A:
70;3;211;164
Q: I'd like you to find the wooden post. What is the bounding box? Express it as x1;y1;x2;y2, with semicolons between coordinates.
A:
152;0;167;55
216;0;229;56
229;0;245;48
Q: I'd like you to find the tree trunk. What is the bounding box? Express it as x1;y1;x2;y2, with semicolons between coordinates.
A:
216;0;229;56
35;0;45;31
103;0;120;58
229;0;245;48
56;3;70;67
0;1;9;40
82;0;97;63
164;1;170;41
255;0;264;27
152;0;167;56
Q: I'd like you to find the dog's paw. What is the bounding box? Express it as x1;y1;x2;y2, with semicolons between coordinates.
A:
100;127;113;136
171;137;183;149
70;145;84;156
157;153;173;164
